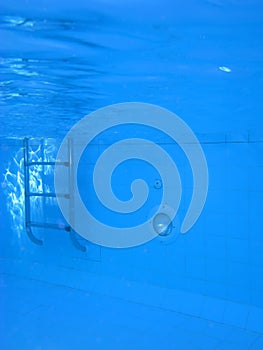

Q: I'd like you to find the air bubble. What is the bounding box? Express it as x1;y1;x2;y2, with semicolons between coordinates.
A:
153;213;173;236
219;66;231;73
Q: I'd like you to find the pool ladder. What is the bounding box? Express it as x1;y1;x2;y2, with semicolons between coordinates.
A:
23;138;86;252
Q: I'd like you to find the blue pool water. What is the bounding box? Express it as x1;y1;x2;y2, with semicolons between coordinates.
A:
1;0;263;349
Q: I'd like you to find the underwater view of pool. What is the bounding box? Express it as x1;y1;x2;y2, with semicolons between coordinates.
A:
1;0;263;349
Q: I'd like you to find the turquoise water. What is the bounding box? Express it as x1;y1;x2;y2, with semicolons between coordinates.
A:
1;1;263;349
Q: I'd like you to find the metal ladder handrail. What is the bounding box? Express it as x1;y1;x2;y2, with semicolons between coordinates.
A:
23;137;86;251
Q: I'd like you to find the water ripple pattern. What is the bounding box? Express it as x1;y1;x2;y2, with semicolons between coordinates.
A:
2;140;57;236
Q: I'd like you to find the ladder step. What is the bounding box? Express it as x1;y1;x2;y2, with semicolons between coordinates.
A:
25;161;69;166
26;192;69;199
28;222;71;231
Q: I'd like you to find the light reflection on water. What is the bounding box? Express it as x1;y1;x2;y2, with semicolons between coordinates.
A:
1;2;262;139
2;139;57;236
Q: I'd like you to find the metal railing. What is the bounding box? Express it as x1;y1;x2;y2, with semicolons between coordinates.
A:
23;137;86;251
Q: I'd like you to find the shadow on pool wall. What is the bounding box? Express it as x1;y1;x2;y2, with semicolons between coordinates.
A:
1;131;263;334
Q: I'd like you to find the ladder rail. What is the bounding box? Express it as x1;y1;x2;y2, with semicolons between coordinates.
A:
23;138;43;245
68;137;86;252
